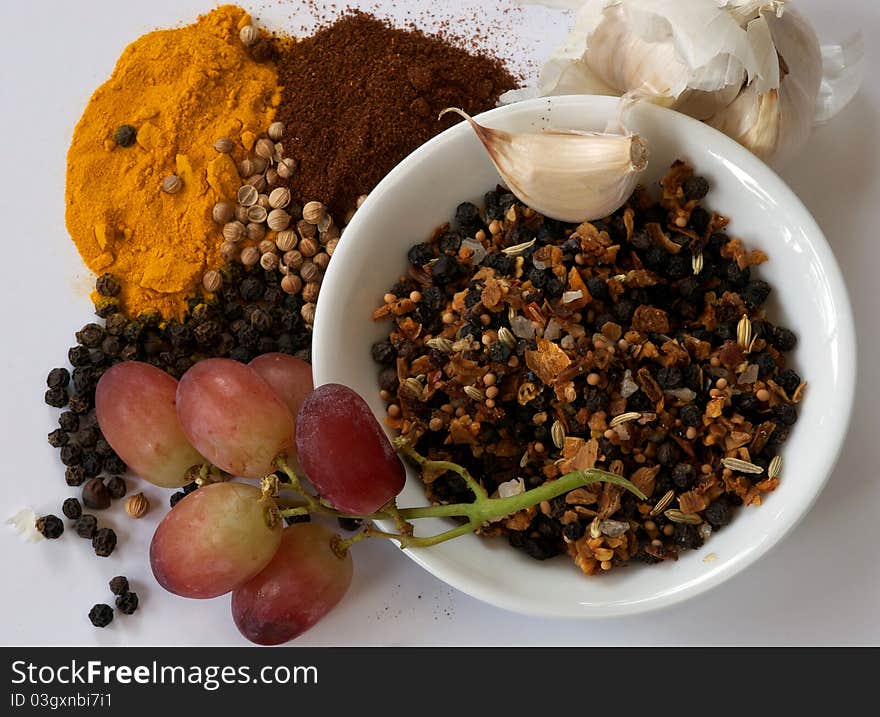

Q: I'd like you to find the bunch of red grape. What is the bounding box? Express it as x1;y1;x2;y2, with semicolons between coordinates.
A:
95;354;405;644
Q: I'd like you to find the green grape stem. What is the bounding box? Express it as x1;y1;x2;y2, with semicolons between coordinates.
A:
275;444;645;553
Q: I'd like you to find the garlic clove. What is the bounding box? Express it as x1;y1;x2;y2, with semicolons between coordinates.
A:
442;107;648;223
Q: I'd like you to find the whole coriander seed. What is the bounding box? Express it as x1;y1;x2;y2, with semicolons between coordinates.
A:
268;187;291;209
161;175;182;194
213;136;234;153
213;201;235;224
299;237;319;258
255;137;275;160
247;204;269;225
283;250;303;272
238;184;259;207
220;240;239;261
302;201;327;225
202;270;223;293
302;282;321;304
239;24;259;46
267;121;285;141
313;252;331;271
275;229;298;252
125;493;149;519
235;204;249;223
260;252;279;271
281;274;302;295
277;157;295;179
301;302;317;326
300;261;322;284
223;221;246;243
247;222;266;241
267;209;291;231
240;246;260;267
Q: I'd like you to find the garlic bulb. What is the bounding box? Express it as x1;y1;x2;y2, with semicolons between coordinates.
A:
707;7;822;166
442;107;647;223
509;0;862;166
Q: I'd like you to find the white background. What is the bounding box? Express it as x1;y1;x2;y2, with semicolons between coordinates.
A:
0;0;877;646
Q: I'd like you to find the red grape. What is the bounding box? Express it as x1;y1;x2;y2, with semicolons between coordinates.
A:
150;482;282;599
176;358;294;478
231;523;353;645
95;362;205;488
295;383;405;514
248;353;313;434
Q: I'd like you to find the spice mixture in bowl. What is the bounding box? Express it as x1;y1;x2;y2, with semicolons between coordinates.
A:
312;95;856;617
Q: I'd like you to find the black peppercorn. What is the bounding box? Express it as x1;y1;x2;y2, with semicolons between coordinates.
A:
92;528;117;557
65;465;86;487
94;439;113;458
776;368;801;396
68;394;92;415
58;411;79;433
657;442;680;466
62;497;82;520
68;345;91;367
106;476;127;500
705;499;733;528
673;523;702;550
88;603;114;628
47;368;70;389
76;323;105;348
82;478;111;510
679;404;701;427
47;429;69;448
59;444;83;467
672;463;696;491
371;341;396;364
562;521;585;541
113;124;137;147
773;403;798;426
116;592;139;615
74;514;98;539
102;455;127;475
35;515;64;539
81;451;103;478
109;576;129;596
44;387;69;408
96;273;121;297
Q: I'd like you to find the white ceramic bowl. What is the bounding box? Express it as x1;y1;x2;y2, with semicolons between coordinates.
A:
312;95;856;617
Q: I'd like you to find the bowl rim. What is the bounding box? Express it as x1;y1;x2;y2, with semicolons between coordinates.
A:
312;94;857;618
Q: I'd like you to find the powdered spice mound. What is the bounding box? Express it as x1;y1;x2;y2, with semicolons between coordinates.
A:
275;12;517;216
65;5;280;320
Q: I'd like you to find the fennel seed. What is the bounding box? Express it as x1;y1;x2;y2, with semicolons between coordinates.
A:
665;509;703;525
609;412;641;428
502;238;536;256
768;455;782;479
737;314;752;350
464;385;484;402
692;252;704;275
650;489;675;516
551;421;565;450
721;457;764;475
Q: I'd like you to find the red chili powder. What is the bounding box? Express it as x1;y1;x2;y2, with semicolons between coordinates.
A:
275;12;517;216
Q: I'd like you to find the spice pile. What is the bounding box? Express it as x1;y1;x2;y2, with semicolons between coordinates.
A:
373;161;804;573
275;12;516;216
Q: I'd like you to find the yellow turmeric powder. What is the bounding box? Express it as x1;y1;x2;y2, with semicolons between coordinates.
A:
65;5;281;319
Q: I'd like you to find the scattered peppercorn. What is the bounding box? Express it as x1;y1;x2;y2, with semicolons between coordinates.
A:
88;603;114;628
92;528;117;557
62;498;82;520
44;387;68;408
109;576;129;596
115;592;139;615
47;368;70;389
65;466;87;487
47;429;69;448
35;515;64;539
113;124;137;147
95;273;121;298
82;478;111;510
106;476;127;500
74;514;98;539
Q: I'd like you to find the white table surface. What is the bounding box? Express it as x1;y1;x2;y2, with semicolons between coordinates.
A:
1;0;877;647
